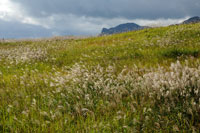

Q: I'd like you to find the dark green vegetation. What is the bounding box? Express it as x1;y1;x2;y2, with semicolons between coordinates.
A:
0;23;200;132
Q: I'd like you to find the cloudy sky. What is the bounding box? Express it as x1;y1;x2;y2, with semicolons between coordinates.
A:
0;0;199;38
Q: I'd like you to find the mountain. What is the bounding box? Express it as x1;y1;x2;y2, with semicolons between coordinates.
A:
182;16;200;24
101;23;146;35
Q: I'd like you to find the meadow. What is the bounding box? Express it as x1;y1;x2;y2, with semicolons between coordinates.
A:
0;23;200;132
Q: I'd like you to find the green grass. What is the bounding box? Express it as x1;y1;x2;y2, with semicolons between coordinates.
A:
1;23;200;132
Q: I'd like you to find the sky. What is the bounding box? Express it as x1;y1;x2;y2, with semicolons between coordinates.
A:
0;0;199;39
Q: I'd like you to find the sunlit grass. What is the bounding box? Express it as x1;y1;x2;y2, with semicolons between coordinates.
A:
0;23;200;132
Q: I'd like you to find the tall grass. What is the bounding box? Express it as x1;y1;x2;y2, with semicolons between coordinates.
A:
0;23;200;132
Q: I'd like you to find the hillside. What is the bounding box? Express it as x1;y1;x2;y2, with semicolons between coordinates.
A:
1;23;200;132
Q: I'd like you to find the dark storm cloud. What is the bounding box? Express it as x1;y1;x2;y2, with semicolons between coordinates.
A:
12;0;200;19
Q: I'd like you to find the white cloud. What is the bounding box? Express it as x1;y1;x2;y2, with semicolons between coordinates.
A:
0;0;17;20
0;0;48;28
134;17;190;27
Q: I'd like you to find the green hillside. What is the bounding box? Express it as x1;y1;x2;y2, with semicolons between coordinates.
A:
1;23;200;132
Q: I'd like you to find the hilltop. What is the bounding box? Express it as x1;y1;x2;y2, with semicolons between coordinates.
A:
182;16;200;24
0;23;200;132
101;23;146;35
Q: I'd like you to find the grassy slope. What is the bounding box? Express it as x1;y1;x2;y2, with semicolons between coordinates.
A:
1;23;200;73
0;23;200;132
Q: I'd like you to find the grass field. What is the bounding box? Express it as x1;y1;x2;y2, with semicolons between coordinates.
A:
0;23;200;132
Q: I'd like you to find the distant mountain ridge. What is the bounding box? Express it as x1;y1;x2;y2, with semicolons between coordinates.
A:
101;23;147;35
182;16;200;24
